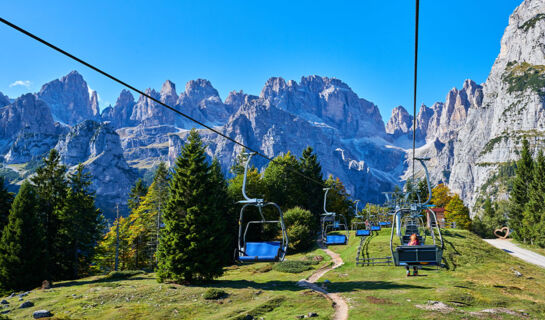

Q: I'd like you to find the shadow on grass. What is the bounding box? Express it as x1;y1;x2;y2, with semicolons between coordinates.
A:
442;238;460;271
206;280;428;293
441;230;467;238
55;275;149;288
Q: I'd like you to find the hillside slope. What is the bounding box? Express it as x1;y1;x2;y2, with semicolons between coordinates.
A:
3;230;545;319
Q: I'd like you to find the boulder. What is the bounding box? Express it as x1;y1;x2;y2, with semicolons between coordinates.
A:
19;301;34;308
33;310;53;319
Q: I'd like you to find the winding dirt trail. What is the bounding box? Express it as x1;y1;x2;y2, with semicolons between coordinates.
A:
297;245;349;320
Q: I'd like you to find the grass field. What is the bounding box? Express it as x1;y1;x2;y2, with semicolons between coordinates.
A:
326;229;545;319
3;229;545;319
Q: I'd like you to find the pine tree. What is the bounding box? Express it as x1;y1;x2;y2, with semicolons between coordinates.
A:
157;129;229;283
445;194;472;230
209;159;234;266
0;177;14;234
56;164;103;279
31;149;68;279
0;182;47;290
509;139;533;242
299;146;324;230
523;150;545;245
128;179;148;212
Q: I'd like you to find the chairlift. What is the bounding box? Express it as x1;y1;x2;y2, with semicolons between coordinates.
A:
351;200;370;237
235;152;288;262
390;158;444;267
321;188;349;245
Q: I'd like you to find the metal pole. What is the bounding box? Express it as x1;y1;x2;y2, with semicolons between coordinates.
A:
114;204;119;271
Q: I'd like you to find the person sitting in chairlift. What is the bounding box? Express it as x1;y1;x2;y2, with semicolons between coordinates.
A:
406;233;420;276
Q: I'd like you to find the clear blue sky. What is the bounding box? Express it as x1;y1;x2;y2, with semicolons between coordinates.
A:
0;0;521;120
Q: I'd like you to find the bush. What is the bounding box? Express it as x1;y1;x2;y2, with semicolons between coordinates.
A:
284;207;314;252
203;288;228;300
272;260;317;273
104;270;145;280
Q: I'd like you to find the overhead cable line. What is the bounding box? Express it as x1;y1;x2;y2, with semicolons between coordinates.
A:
0;17;325;187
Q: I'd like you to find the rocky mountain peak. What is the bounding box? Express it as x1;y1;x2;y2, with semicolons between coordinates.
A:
160;80;177;106
415;104;435;141
101;89;136;128
260;77;288;99
386;106;413;137
0;93;56;140
182;79;220;100
116;89;135;107
0;92;10;107
225;90;258;109
90;90;99;117
37;70;97;124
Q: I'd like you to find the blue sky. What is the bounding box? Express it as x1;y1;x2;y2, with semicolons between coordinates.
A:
0;0;521;120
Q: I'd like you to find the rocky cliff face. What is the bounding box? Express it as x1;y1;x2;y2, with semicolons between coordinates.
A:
0;92;10;108
0;94;58;160
56;120;136;217
168;93;405;203
386;106;413;138
448;0;545;207
259;76;385;139
101;89;137;128
37;71;99;125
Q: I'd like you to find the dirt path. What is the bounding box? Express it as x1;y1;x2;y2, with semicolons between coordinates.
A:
484;239;545;269
297;245;349;320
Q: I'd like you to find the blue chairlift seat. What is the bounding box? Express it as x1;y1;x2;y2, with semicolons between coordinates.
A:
325;235;347;245
356;230;371;237
394;245;442;266
379;221;391;226
370;225;381;231
238;241;281;262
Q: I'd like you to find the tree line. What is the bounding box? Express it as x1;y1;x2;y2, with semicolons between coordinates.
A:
0;150;102;291
89;129;354;284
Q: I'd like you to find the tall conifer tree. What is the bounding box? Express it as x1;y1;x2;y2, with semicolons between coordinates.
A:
299;146;324;229
157;129;229;283
57;164;103;279
523;150;545;245
0;177;14;234
509;139;533;242
31;149;67;279
0;182;46;290
128;179;148;212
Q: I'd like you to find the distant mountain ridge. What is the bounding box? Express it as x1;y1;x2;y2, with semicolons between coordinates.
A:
1;0;542;217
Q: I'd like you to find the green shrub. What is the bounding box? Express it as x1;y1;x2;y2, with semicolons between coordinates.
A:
284;207;314;252
272;260;315;273
104;270;145;280
203;288;227;300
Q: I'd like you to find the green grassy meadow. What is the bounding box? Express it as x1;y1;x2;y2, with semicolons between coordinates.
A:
3;229;545;319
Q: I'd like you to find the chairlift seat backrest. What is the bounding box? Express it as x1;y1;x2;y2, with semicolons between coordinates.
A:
238;241;281;262
356;230;371;237
325;235;347;245
395;245;441;265
370;225;381;231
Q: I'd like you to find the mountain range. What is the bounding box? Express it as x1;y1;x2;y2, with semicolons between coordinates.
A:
1;0;544;218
